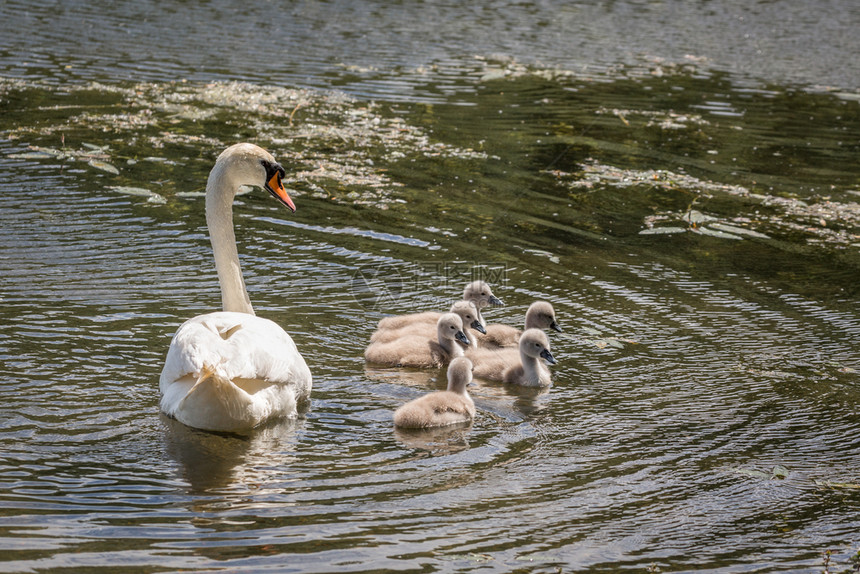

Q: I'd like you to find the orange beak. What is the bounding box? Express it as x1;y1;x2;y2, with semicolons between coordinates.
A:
265;171;296;213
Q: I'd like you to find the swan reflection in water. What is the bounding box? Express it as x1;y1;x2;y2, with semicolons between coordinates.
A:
160;414;302;493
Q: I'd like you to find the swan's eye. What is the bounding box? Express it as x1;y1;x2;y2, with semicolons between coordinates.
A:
261;159;286;184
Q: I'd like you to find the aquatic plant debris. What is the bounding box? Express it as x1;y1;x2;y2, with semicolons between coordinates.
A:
814;479;860;490
1;79;486;209
471;53;709;85
551;161;860;247
107;186;166;204
2;76;858;249
579;326;638;349
89;160;120;174
732;465;790;480
596;107;711;130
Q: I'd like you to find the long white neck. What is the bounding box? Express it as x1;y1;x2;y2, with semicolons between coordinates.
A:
206;164;254;315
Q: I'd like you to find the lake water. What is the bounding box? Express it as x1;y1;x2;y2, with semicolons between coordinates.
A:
1;1;859;572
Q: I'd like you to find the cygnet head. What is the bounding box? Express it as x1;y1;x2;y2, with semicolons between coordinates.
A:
463;280;504;308
450;300;486;334
519;328;557;365
446;357;473;394
208;143;296;212
527;301;563;333
437;312;471;346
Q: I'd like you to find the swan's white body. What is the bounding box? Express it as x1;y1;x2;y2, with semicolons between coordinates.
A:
160;143;311;433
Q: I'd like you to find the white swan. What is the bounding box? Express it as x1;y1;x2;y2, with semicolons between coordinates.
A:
160;143;312;433
393;357;476;428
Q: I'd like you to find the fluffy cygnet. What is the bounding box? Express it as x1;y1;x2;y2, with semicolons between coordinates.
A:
468;328;557;387
477;301;562;349
365;313;470;368
375;281;503;332
393;357;476;428
463;280;504;326
371;300;486;346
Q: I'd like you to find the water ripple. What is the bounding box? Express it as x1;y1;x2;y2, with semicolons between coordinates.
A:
2;36;860;573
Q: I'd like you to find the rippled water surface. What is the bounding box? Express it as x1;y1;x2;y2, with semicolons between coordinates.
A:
1;1;859;572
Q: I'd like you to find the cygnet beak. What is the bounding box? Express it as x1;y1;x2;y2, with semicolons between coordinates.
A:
470;319;487;334
489;295;504;307
455;330;471;346
540;348;557;365
550;321;563;333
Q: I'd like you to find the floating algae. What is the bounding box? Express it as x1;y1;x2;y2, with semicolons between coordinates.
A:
3;79;487;210
553;160;859;247
89;160;120;174
106;186;166;204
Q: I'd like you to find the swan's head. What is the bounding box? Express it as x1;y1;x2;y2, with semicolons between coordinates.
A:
449;300;486;334
520;328;557;365
528;301;562;333
463;280;504;308
213;143;296;213
437;312;470;346
446;356;473;393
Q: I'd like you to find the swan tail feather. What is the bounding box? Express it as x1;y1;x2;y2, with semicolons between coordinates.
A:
176;365;264;431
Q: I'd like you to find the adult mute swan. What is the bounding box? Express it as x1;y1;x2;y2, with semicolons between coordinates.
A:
160;143;312;433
